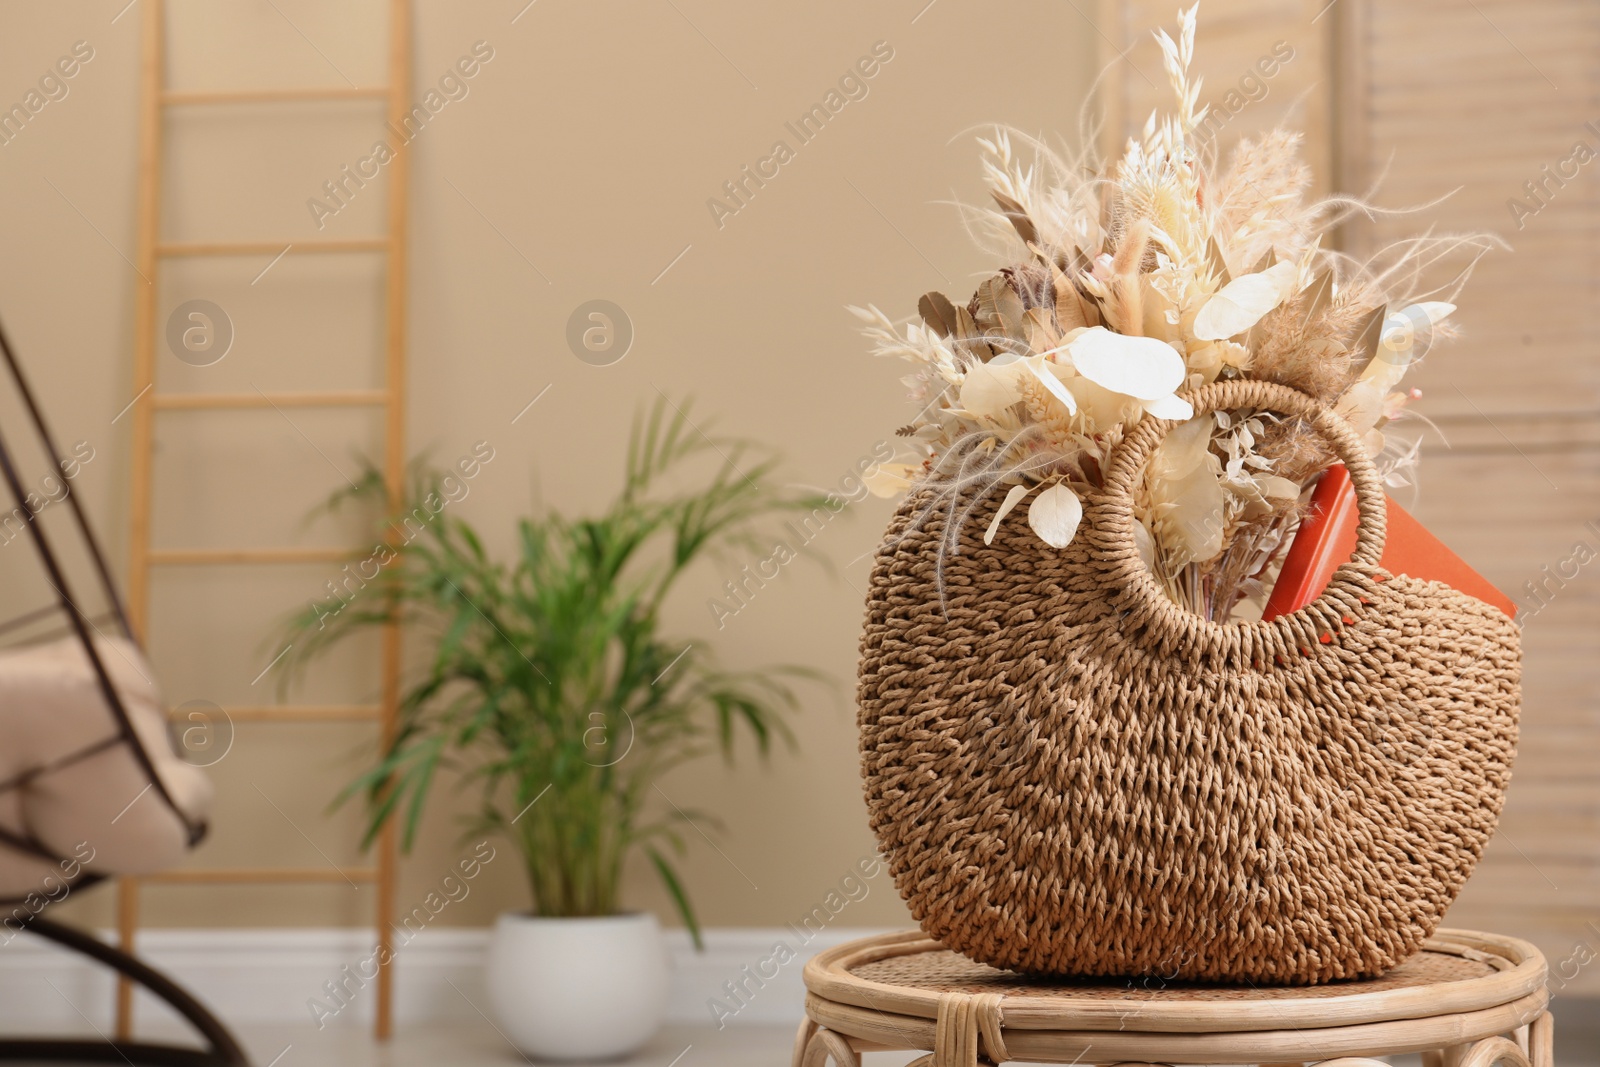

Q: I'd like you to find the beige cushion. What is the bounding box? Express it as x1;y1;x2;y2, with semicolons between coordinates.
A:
0;635;211;897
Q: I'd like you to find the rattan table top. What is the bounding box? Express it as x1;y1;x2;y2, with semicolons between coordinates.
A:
852;938;1490;1000
803;928;1547;1034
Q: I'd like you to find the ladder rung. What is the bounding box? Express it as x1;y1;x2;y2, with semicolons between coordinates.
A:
142;867;378;885
155;238;389;257
149;547;353;566
218;705;383;723
162;86;390;106
152;389;388;411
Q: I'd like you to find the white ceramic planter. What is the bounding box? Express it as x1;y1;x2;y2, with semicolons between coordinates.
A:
485;911;669;1061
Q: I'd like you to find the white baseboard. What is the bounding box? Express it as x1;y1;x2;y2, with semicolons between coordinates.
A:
0;925;894;1031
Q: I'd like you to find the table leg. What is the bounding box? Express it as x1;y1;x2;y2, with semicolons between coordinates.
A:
1455;1036;1532;1067
1424;1052;1445;1067
792;1018;818;1067
1530;1011;1555;1067
801;1026;862;1067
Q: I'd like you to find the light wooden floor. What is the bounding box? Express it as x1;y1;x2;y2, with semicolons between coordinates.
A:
146;1018;1600;1066
125;1021;906;1066
226;1021;802;1066
15;1018;1598;1065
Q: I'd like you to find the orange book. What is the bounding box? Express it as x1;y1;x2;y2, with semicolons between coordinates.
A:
1262;465;1515;621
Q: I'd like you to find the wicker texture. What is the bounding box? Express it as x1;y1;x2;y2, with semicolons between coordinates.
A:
796;929;1551;1067
849;943;1497;1001
858;380;1521;983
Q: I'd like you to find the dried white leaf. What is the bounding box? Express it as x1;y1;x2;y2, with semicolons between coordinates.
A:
1410;301;1456;326
1132;520;1156;570
1258;475;1302;501
1067;327;1186;400
983;483;1034;545
1192;261;1297;340
1069;375;1144;427
1336;379;1386;432
1161;461;1225;564
1028;360;1078;414
958;361;1024;419
1223;472;1294;509
1150;416;1212;481
1028;483;1083;548
1141;393;1194;420
1368;301;1456;388
863;462;921;498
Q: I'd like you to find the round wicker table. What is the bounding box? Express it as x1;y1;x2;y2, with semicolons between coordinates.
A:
796;929;1552;1067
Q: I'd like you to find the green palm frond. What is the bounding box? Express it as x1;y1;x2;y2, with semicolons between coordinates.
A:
275;395;830;931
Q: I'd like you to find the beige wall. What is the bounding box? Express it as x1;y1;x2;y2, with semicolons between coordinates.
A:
0;0;1100;932
3;0;1588;996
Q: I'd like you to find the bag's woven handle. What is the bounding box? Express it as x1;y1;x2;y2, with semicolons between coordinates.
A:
1098;378;1388;595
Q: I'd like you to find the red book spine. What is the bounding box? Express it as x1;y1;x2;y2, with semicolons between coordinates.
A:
1261;465;1515;621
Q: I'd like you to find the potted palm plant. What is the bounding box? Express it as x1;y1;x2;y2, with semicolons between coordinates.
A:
278;399;826;1060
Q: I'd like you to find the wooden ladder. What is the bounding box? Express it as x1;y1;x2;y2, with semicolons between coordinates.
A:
120;0;411;1041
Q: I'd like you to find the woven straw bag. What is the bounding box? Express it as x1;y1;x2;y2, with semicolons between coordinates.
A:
858;378;1520;984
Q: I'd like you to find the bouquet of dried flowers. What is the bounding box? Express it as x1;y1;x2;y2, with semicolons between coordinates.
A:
855;4;1494;622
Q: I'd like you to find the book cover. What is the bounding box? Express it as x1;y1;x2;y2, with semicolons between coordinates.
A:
1262;464;1516;621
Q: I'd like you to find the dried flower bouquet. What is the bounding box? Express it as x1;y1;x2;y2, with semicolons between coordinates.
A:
855;4;1493;622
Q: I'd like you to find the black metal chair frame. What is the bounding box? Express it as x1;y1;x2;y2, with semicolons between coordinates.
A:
0;316;249;1065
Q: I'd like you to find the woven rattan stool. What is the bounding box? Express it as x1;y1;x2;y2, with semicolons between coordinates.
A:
796;930;1552;1067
